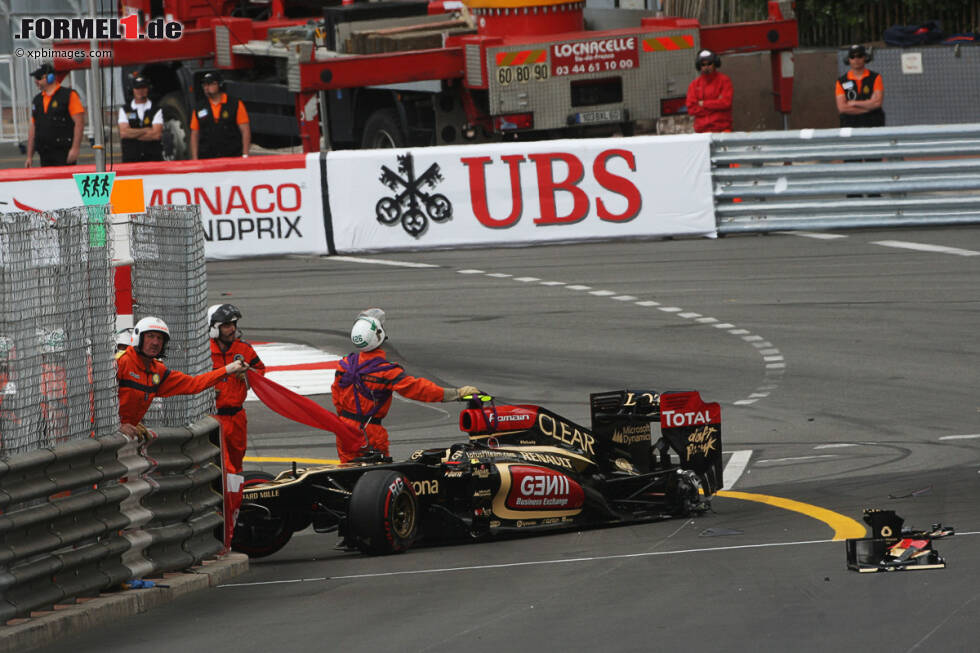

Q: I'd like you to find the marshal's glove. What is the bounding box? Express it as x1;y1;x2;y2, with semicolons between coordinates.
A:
454;385;480;401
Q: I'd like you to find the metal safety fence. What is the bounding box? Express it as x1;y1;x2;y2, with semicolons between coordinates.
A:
0;417;223;622
130;205;214;428
0;206;118;458
710;123;980;233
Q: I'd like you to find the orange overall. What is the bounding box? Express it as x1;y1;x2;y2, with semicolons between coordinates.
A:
210;339;265;474
116;346;227;427
331;348;443;462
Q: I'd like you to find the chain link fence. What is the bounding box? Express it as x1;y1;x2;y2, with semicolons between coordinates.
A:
130;204;215;428
0;206;118;457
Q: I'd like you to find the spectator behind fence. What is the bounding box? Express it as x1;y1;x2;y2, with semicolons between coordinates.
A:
836;44;885;128
190;72;250;160
685;50;733;133
118;75;164;163
25;63;85;168
117;316;247;438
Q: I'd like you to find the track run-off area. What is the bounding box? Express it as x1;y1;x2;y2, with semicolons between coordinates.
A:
40;226;980;653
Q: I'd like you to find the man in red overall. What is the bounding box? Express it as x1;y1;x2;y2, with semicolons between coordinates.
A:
331;308;478;463
685;50;734;133
208;304;265;475
117;316;247;437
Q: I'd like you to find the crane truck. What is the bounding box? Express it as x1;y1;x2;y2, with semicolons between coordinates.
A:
53;0;797;158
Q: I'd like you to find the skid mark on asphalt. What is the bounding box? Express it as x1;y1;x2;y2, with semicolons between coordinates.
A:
458;268;784;407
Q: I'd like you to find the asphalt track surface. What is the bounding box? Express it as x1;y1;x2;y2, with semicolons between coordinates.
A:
37;227;979;652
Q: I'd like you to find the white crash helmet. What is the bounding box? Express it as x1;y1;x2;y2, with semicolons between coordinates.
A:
133;316;170;357
114;327;134;349
207;303;242;339
350;308;386;352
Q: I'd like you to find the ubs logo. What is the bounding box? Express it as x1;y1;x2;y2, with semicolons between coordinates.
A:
376;153;452;238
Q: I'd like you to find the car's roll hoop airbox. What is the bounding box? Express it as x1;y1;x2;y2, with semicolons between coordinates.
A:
590;390;659;473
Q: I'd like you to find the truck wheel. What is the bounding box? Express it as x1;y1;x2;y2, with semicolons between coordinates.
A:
231;471;293;558
159;92;189;161
347;470;418;555
361;108;405;149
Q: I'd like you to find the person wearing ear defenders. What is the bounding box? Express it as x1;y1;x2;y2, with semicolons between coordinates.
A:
190;71;251;160
207;303;265;476
835;44;885;128
25;63;86;167
685;49;733;133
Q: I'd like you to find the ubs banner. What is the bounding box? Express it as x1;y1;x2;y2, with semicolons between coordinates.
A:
0;154;327;260
326;134;715;253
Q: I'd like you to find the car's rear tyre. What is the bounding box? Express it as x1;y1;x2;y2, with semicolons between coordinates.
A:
231;471;293;558
347;470;418;555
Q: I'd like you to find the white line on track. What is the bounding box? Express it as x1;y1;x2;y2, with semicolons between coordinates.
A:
217;539;841;587
722;450;752;490
871;240;980;256
453;267;786;406
327;255;440;268
938;434;980;440
756;455;839;464
781;231;849;240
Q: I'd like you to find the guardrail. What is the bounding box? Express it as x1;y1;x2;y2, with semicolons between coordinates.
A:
0;418;223;622
710;124;980;233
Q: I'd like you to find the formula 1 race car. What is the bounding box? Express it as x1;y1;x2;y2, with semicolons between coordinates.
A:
232;389;723;557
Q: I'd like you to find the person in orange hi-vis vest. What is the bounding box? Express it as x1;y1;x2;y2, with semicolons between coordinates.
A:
331;308;479;463
116;316;247;438
208;304;265;475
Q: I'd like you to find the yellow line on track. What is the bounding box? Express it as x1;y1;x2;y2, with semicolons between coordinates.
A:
717;490;866;540
244;459;867;540
245;456;339;465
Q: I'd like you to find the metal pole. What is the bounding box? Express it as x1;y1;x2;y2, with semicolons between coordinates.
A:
88;0;105;172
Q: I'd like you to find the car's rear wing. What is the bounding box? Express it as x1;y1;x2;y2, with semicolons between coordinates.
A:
658;391;723;494
590;389;722;493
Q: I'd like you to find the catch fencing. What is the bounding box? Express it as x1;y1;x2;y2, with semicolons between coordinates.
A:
1;203;227;623
130;205;214;428
710;123;980;233
0;206;118;457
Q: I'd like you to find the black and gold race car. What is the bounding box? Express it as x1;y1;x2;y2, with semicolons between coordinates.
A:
232;389;723;557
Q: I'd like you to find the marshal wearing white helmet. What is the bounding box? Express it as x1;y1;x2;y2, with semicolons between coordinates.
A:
116;315;247;437
331;308;479;463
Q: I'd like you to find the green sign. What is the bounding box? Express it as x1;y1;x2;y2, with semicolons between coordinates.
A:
73;172;115;247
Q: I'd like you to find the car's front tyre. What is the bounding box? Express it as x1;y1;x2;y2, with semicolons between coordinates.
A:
347;470;419;555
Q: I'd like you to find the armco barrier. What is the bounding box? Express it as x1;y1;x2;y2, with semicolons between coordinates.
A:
0;418;223;622
710;123;980;233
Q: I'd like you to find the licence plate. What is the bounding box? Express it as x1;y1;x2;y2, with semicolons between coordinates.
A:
571;109;624;124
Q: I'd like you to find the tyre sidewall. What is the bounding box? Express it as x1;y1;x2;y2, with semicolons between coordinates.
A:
348;470;418;555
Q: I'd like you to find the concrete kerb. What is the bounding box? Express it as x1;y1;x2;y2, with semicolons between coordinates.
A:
0;553;249;653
